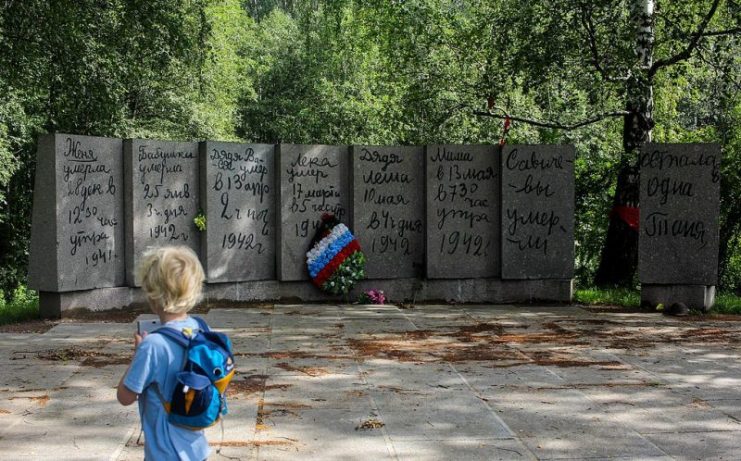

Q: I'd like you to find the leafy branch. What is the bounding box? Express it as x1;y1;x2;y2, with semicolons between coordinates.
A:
473;107;630;131
650;0;723;78
694;27;741;37
580;3;630;82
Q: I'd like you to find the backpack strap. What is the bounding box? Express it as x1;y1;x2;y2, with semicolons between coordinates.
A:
151;327;190;348
150;382;171;413
147;326;191;412
151;316;209;346
192;315;210;332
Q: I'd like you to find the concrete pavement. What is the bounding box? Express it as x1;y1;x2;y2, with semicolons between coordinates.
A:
1;304;740;460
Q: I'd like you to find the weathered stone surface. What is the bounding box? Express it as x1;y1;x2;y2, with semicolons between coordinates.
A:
29;134;125;292
501;145;575;279
351;145;425;279
32;250;573;313
10;304;741;460
276;144;348;281
38;287;145;318
124;139;200;285
639;143;721;284
200;141;275;282
426;145;500;278
641;284;716;311
392;440;535;461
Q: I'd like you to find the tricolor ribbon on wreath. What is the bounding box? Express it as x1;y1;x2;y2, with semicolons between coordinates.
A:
306;213;365;294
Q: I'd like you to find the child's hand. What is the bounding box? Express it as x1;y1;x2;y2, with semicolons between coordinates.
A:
134;332;147;350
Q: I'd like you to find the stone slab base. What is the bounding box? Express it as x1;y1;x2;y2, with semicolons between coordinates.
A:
215;278;574;304
39;288;148;318
40;279;573;318
641;284;716;312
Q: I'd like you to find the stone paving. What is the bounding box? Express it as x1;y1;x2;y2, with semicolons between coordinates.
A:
1;304;741;460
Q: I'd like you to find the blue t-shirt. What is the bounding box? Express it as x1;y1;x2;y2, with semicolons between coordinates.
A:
124;317;211;461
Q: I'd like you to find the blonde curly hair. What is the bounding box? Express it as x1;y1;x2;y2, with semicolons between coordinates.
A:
136;246;205;314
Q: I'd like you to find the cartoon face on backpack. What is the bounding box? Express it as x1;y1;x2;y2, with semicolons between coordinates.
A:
153;317;235;430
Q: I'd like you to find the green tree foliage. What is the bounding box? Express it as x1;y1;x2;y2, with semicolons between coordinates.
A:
0;0;252;295
241;0;738;290
0;0;738;296
191;0;256;140
239;3;405;144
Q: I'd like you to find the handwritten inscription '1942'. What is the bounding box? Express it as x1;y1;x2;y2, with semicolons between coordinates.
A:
357;147;422;265
137;145;195;242
430;147;495;259
427;146;499;280
62;137;118;268
210;146;272;256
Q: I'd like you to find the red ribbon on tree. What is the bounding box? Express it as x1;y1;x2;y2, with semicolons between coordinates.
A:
609;205;639;232
499;115;511;146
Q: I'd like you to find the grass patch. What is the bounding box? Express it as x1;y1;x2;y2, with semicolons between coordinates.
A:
710;293;741;315
575;286;741;315
574;287;641;308
0;285;40;325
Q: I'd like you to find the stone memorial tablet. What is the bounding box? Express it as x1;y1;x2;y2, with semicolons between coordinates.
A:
501;145;575;279
351;146;424;279
426;145;500;278
200;141;275;282
276;144;348;281
28;134;124;291
639;143;721;284
124;139;200;286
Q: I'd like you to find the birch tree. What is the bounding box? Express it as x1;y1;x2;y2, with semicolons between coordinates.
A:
475;0;738;286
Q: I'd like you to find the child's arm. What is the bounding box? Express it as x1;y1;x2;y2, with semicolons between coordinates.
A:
117;333;145;406
117;373;138;405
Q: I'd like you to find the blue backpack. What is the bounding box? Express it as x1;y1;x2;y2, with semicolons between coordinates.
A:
152;316;235;430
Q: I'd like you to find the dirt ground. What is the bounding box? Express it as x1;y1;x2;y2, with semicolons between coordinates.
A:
11;302;739;372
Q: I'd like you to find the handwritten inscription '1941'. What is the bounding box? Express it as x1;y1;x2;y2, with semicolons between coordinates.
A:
287;150;344;239
279;145;346;281
62;137;119;269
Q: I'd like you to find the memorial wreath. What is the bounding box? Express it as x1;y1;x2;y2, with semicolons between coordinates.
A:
306;213;365;295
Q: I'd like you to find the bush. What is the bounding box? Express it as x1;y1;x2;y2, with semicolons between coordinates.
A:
574;286;641;308
0;285;39;325
712;293;741;315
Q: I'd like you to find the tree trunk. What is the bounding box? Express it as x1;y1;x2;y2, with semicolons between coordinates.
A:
717;86;740;294
594;0;655;287
593;160;640;287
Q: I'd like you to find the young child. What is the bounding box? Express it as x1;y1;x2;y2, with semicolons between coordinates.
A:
117;246;210;461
